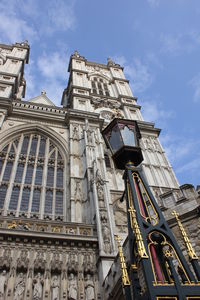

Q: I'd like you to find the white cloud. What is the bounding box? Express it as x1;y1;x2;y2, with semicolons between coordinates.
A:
0;0;37;43
160;134;199;165
37;51;69;80
47;0;76;32
0;13;37;43
160;31;200;55
125;59;153;93
189;73;200;103
0;0;76;43
24;59;37;100
176;156;200;174
140;100;175;124
112;56;153;94
29;51;70;105
159;133;200;184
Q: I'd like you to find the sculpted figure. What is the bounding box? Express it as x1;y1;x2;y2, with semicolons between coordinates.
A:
51;275;59;300
85;274;95;300
14;272;25;300
72;126;79;140
68;273;77;300
33;272;43;300
102;223;111;253
0;270;7;299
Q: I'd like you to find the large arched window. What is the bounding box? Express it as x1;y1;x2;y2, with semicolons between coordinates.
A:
0;133;65;220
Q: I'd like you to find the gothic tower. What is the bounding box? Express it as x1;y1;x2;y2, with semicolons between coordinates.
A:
0;43;199;299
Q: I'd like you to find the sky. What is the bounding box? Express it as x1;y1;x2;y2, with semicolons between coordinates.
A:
0;0;199;187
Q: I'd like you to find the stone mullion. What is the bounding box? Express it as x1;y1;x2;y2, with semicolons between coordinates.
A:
27;135;34;215
69;123;75;222
40;137;49;219
16;134;33;217
63;159;67;222
29;134;40;216
3;136;23;216
52;148;57;220
0;141;11;183
0;142;12;215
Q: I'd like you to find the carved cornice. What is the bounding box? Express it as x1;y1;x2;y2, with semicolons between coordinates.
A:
0;230;98;249
65;108;103;125
137;120;161;136
10;101;66;124
91;97;121;110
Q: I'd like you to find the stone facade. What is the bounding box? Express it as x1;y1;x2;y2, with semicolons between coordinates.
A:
0;43;199;299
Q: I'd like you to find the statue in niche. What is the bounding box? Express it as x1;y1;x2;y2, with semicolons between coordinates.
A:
85;274;95;300
96;169;104;185
51;275;60;300
102;220;111;254
97;184;104;208
14;272;25;300
0;270;7;299
18;249;29;268
68;273;77;300
87;129;93;145
74;180;82;203
72;126;79;140
33;272;44;300
83;253;94;275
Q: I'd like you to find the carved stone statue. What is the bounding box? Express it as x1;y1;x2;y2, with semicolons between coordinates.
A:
68;273;77;300
97;184;105;208
0;270;7;299
102;223;111;253
85;274;95;300
96;170;104;185
72;126;79;140
87;129;93;144
14;272;25;300
74;180;82;203
51;275;60;300
33;273;43;300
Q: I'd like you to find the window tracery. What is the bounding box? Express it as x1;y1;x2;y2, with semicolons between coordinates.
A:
0;133;65;219
91;76;110;96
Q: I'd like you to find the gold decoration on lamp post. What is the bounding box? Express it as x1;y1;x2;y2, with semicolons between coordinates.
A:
172;210;198;260
115;235;131;286
128;206;149;259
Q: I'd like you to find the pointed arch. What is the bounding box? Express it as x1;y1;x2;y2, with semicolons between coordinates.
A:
0;123;69;159
88;72;111;82
0;123;69;221
88;73;110;97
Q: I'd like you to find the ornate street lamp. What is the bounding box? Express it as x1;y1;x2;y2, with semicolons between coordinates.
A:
102;118;200;300
102;118;143;169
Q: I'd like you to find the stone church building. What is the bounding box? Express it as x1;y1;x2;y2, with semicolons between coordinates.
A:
0;41;199;299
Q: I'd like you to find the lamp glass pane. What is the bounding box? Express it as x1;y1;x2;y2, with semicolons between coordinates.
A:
120;125;136;147
106;124;123;153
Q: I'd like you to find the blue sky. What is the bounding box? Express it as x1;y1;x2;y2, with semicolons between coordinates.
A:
0;0;199;187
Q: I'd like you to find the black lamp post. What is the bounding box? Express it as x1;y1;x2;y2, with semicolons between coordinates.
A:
102;118;200;300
